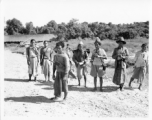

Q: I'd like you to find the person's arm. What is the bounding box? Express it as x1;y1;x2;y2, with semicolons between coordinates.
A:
52;55;56;80
50;49;53;63
26;47;30;65
134;52;138;64
72;51;79;65
122;48;129;60
97;49;107;59
35;47;39;63
63;55;70;80
40;48;43;65
112;48;117;59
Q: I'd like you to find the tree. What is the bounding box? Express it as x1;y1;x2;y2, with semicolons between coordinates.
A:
47;20;58;34
26;22;34;34
5;18;24;35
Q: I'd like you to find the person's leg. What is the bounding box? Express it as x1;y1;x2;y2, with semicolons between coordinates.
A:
83;67;87;87
129;77;134;87
48;72;51;81
138;67;146;90
63;80;68;100
99;77;103;92
50;74;58;100
120;83;124;91
34;76;37;81
69;70;77;79
93;77;97;90
51;72;62;101
29;74;32;81
77;65;82;86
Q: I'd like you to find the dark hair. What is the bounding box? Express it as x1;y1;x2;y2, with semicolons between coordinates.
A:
85;48;90;54
30;39;36;43
141;43;148;48
43;40;48;44
56;41;65;48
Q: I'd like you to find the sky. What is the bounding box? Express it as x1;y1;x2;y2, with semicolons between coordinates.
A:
2;0;150;27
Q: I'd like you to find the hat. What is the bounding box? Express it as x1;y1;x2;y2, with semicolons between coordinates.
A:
94;37;101;45
116;37;126;44
56;41;65;48
79;41;84;45
141;43;148;48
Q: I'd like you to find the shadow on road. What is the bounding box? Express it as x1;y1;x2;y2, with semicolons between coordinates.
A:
4;78;29;82
5;96;54;103
34;80;54;86
102;86;119;92
68;85;119;92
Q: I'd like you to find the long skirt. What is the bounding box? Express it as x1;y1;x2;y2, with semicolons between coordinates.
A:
28;57;38;77
132;67;147;84
41;59;52;80
54;72;68;98
113;68;126;85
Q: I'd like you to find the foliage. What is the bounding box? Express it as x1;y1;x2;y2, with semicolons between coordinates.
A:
5;18;24;35
4;18;149;42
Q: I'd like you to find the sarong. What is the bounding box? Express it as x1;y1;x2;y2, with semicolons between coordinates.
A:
113;61;126;85
28;57;38;77
54;72;68;97
41;59;52;80
132;67;147;84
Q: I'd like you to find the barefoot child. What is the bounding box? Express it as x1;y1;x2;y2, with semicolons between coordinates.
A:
50;41;70;101
90;37;107;91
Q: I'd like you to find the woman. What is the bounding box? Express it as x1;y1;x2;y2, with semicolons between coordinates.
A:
112;37;129;91
129;43;148;90
26;39;39;81
90;37;107;91
40;40;53;82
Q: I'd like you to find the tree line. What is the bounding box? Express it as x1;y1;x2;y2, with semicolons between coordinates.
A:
4;18;149;40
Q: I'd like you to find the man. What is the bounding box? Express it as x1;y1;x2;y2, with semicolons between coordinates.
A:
26;39;39;81
40;41;53;82
65;43;77;79
90;37;107;91
129;43;148;90
112;37;129;91
50;41;70;101
72;41;88;87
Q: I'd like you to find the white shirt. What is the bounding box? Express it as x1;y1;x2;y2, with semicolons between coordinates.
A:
92;48;107;66
134;50;148;67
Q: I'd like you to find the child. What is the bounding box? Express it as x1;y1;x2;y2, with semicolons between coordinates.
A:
50;41;70;101
90;37;107;91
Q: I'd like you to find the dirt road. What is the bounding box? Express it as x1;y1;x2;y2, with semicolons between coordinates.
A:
4;49;148;117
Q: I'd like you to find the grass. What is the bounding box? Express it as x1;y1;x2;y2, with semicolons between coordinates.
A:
4;34;56;42
5;35;148;56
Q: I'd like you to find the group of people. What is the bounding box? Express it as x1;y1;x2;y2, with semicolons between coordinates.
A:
26;37;148;102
